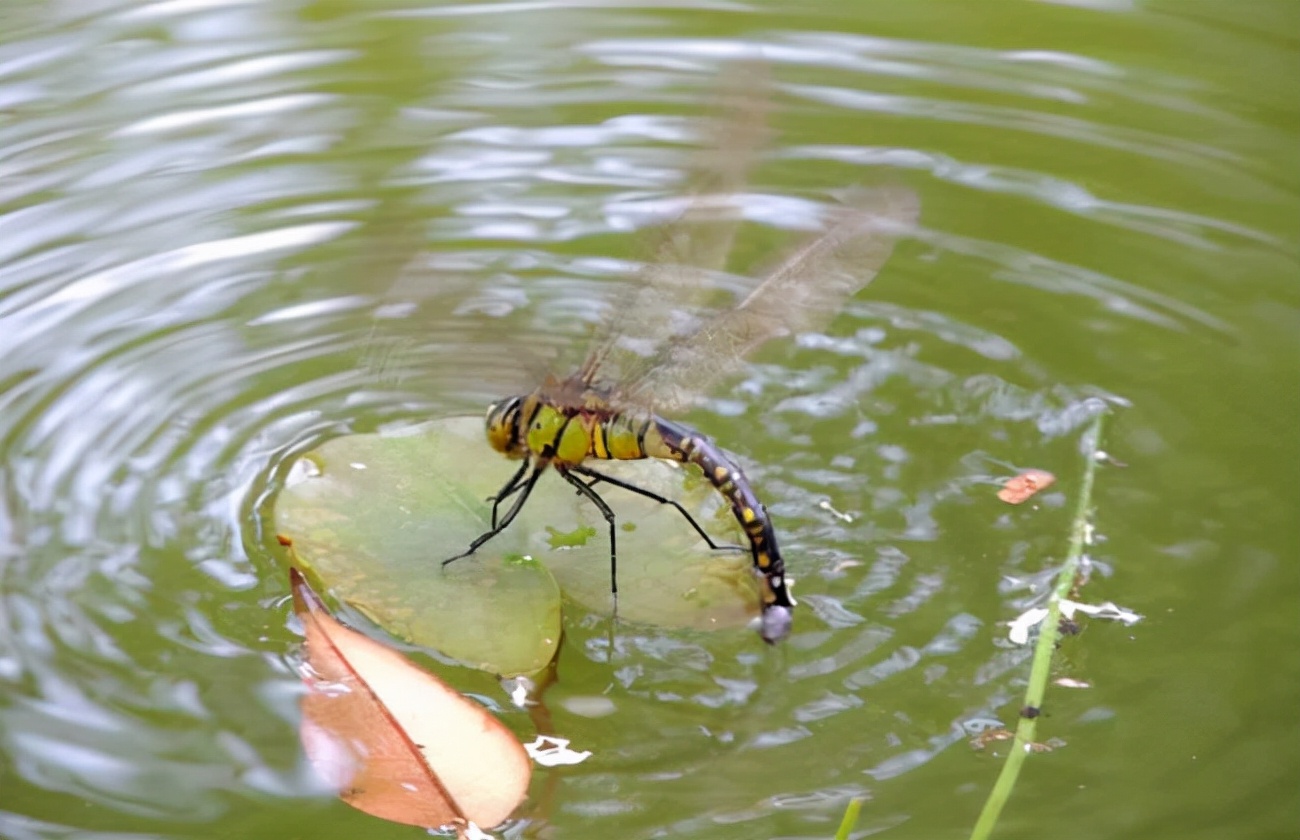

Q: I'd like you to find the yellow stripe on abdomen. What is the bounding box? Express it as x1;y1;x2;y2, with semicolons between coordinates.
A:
589;418;610;459
602;415;652;460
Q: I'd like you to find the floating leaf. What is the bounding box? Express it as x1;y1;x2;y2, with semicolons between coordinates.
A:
997;469;1056;504
274;417;763;674
291;569;531;833
275;419;564;676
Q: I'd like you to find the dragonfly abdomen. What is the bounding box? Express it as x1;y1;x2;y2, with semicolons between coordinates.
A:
650;417;796;643
585;411;657;462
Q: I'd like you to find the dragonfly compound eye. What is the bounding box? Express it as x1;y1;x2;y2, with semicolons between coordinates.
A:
485;396;523;454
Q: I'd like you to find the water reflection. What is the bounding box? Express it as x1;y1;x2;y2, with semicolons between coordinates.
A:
1;1;1296;838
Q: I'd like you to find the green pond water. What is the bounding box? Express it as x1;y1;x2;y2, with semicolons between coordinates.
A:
0;1;1296;838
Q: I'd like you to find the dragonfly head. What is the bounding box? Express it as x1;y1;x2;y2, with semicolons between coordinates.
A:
485;395;526;456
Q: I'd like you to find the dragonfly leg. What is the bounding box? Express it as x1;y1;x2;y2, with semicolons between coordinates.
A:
488;459;531;528
558;467;619;596
571;465;746;553
444;461;546;566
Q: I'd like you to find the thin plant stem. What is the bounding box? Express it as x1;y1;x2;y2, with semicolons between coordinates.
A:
833;797;863;840
968;411;1107;840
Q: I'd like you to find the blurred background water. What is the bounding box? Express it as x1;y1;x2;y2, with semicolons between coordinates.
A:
0;1;1296;838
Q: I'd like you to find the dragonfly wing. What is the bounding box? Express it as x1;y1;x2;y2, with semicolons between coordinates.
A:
618;185;921;414
365;256;568;411
661;61;773;275
579;63;773;389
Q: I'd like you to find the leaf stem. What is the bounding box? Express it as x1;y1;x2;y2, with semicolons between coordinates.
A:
968;410;1107;840
833;797;863;840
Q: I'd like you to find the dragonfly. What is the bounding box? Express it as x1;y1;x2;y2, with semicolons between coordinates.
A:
442;73;919;644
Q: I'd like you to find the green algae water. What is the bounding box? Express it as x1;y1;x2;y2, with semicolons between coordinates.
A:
0;2;1296;838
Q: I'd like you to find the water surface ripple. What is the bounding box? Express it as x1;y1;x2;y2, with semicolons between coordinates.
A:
0;2;1295;838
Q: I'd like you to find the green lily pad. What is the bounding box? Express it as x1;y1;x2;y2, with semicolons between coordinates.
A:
274;416;762;675
275;420;562;676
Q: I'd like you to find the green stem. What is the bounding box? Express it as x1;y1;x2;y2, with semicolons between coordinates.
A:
968;411;1107;840
833;797;863;840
